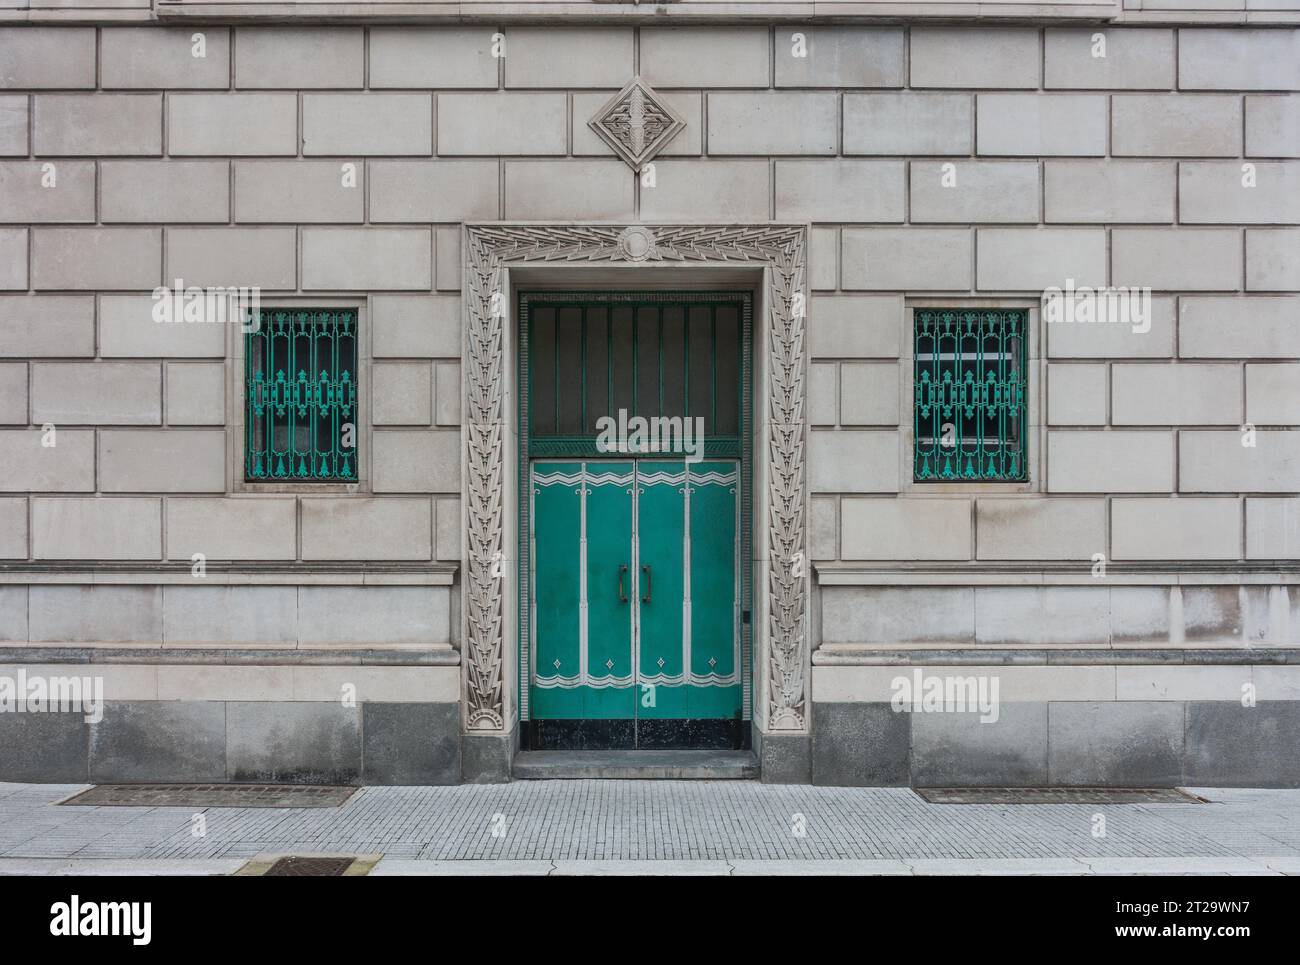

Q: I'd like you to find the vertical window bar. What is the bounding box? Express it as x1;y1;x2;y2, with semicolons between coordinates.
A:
657;304;664;420
683;308;690;423
246;316;258;479
289;312;300;476
311;311;321;477
607;309;613;429
736;300;743;445
580;306;588;432
711;304;718;436
326;311;336;477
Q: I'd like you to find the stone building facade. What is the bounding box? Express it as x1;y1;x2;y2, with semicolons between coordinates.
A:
0;2;1297;786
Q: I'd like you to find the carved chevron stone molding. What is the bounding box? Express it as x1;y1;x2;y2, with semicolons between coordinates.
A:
588;78;686;171
462;223;810;733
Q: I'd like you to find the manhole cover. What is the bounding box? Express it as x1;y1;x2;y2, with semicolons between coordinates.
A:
59;784;357;808
914;787;1206;805
265;856;356;877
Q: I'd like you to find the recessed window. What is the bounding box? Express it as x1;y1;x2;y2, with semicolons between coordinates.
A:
245;308;359;482
913;308;1028;483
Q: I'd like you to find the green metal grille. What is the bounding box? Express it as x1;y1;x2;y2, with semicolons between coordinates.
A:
914;308;1027;482
523;292;744;459
245;308;358;482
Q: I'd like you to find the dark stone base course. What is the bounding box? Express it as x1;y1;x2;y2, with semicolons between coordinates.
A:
755;730;812;784
6;698;1298;787
1048;701;1184;787
0;711;88;783
462;728;516;784
0;700;461;786
912;703;1049;787
225;701;362;785
812;701;1300;788
811;703;910;786
363;703;460;785
1186;701;1300;787
91;702;226;783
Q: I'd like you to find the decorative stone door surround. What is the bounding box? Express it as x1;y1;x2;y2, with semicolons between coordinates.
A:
460;223;811;781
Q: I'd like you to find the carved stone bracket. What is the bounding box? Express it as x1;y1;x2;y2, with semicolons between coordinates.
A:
462;223;809;733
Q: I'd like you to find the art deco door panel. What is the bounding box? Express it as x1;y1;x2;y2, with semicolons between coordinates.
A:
633;462;686;710
528;459;741;749
529;462;636;733
635;461;741;743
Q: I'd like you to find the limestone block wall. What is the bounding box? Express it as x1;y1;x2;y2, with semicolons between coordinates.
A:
0;22;1297;659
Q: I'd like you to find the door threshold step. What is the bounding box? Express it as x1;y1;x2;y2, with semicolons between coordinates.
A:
512;750;759;780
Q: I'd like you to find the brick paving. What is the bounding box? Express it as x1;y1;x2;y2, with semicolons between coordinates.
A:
1;782;1298;871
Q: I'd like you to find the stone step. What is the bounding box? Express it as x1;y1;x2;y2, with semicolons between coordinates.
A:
512;750;759;780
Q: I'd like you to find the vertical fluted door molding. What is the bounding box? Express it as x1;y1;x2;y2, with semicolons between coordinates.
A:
462;223;809;733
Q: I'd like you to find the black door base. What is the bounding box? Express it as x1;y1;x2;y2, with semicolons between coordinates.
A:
525;719;750;751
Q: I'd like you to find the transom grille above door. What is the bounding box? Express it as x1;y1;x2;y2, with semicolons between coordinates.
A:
525;292;745;459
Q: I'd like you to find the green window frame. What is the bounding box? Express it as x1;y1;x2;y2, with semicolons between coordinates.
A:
244;307;359;482
913;307;1028;483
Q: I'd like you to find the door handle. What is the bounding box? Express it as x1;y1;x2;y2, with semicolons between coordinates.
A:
641;564;652;604
618;564;629;604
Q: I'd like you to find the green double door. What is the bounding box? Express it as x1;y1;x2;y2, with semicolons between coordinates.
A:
529;459;743;749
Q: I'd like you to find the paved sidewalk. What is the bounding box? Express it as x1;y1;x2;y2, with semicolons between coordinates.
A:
1;782;1298;875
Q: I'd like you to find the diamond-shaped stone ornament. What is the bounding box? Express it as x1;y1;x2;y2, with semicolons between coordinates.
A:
588;77;686;171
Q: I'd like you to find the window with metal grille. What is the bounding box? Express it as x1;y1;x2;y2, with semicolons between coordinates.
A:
245;308;358;482
913;308;1028;482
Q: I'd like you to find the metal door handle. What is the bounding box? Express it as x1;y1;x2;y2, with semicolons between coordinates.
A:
618;564;628;604
641;564;652;604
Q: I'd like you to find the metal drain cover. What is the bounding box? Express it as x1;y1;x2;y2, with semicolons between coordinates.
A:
265;856;356;877
915;787;1206;805
59;784;357;808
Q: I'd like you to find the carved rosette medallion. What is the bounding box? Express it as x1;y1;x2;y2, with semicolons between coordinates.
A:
588;78;686;171
617;226;658;262
463;224;810;734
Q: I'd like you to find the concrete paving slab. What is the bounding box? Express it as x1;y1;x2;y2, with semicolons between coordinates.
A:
371;859;553;876
0;857;244;875
551;860;733;875
1077;856;1281;875
731;859;913;875
908;858;1090;875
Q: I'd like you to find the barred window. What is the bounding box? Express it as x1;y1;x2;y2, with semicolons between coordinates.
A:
245;308;358;482
913;308;1027;483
